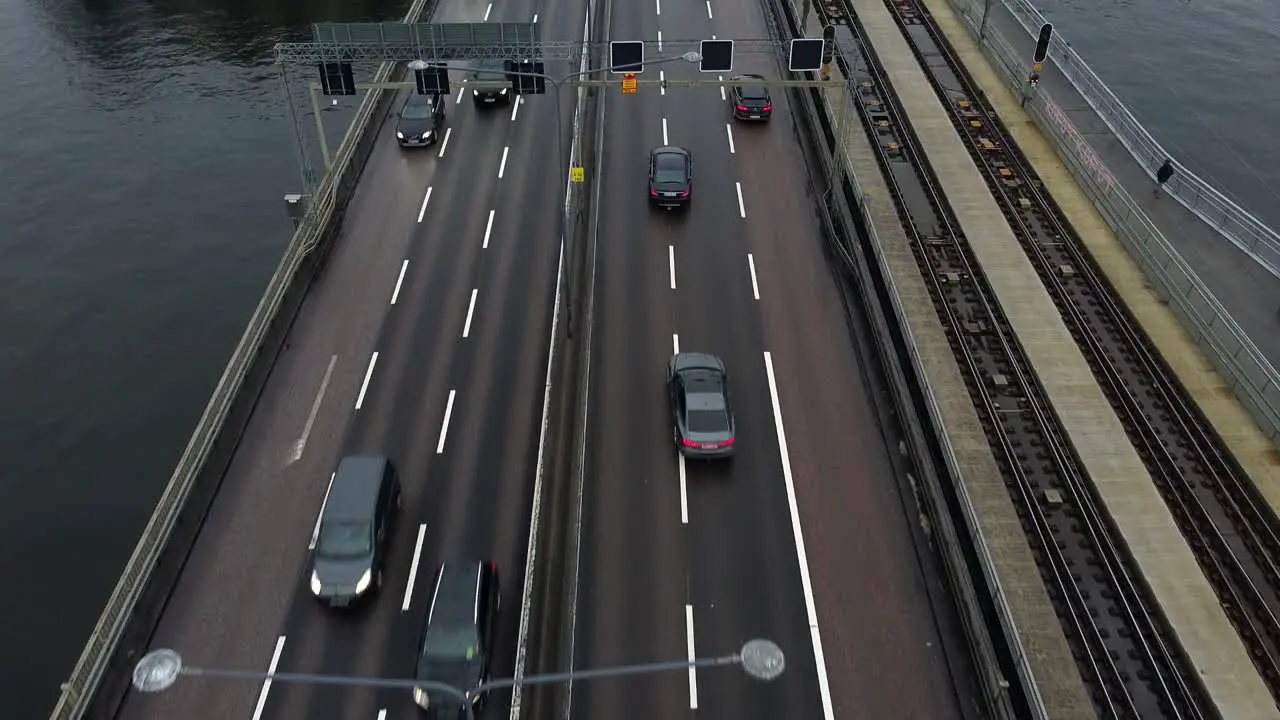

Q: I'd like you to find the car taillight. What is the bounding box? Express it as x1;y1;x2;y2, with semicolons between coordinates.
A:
681;438;698;447
736;105;749;112
762;105;772;112
719;438;735;447
677;190;689;197
650;189;659;198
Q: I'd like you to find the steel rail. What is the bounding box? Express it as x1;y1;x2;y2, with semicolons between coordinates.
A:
884;0;1280;703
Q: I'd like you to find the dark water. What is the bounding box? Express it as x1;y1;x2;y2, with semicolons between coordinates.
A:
0;0;1275;716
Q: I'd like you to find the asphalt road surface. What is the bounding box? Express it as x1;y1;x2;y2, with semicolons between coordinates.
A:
113;0;575;716
569;0;982;718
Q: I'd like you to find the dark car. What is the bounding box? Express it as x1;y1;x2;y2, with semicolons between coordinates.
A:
412;561;501;716
648;146;692;210
309;455;401;607
667;352;736;458
730;74;772;121
397;92;446;147
470;59;511;106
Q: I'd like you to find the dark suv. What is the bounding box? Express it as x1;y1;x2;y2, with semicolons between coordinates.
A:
309;455;401;607
730;74;772;121
412;561;501;716
470;59;511;106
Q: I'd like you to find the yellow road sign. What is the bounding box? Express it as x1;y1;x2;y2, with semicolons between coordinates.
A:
1032;62;1043;73
570;166;585;183
622;73;638;94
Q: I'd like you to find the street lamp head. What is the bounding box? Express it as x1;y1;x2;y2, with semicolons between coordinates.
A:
407;59;431;71
680;50;702;63
739;639;786;681
133;649;184;693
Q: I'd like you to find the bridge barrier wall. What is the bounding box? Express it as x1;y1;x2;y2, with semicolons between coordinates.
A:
943;0;1280;447
989;0;1280;278
47;1;433;716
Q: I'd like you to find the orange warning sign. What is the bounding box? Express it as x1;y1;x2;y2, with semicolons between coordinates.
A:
621;73;638;94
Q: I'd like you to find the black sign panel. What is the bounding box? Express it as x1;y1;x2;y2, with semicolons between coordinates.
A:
414;66;450;95
318;62;356;96
788;38;824;72
508;61;547;94
610;40;645;74
699;39;734;73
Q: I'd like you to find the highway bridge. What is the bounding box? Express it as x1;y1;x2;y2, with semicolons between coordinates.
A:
49;0;1280;716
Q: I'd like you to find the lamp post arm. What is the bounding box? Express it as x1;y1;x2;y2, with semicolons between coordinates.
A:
478;653;741;693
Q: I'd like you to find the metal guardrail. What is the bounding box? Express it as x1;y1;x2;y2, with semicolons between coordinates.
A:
46;1;432;717
943;0;1280;447
992;0;1280;280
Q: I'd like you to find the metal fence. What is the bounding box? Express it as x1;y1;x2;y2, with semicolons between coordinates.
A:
45;2;432;717
944;0;1280;446
987;0;1280;279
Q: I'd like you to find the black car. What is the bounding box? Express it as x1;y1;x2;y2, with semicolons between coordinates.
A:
309;455;401;607
648;146;692;210
470;59;511;106
667;352;736;458
730;74;772;121
397;92;446;147
413;561;501;716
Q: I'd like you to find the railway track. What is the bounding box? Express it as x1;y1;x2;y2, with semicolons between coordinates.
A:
824;11;1206;720
881;0;1280;706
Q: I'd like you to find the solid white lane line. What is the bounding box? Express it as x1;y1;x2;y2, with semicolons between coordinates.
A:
678;454;688;524
668;245;677;289
292;354;337;462
657;30;663;52
355;352;379;410
309;472;336;550
685;605;698;709
401;523;428;611
725;124;736;154
483;209;496;249
436;389;457;454
705;0;713;18
662;117;669;146
719;75;726;101
656;0;661;14
659;70;666;96
511;95;522;122
763;351;837;720
498;146;510;178
483;2;492;20
376;711;387;720
438;127;452;158
735;182;747;218
463;289;478;338
532;13;539;22
250;636;287;720
672;333;680;355
417;186;433;223
390;259;409;305
747;254;761;299
455;87;465;104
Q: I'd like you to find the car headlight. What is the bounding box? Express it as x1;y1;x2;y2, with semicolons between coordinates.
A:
413;687;429;709
500;87;508;95
467;690;480;705
396;131;404;139
309;571;322;595
473;88;480;95
354;568;372;594
422;130;433;139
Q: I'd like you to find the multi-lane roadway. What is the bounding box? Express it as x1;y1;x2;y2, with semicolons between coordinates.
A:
116;0;573;716
107;0;983;716
568;0;981;718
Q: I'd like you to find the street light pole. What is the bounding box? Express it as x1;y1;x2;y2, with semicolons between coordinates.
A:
132;638;785;720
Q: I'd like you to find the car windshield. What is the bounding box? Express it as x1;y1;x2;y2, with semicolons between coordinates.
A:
654;154;686;184
424;625;481;660
316;521;372;559
687;392;728;432
739;83;769;100
402;100;434;120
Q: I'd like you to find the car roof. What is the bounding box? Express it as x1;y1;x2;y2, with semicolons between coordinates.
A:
404;92;436;105
326;455;388;521
651;145;690;157
428;560;486;626
672;351;724;374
